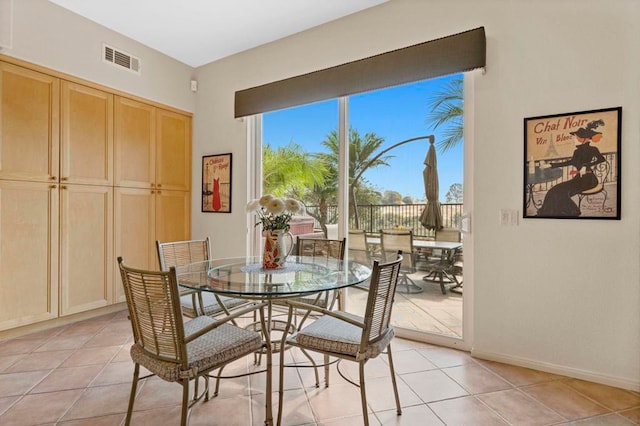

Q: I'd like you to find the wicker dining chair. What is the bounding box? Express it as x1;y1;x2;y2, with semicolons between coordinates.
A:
294;236;347;310
117;257;266;426
277;252;404;426
156;238;248;318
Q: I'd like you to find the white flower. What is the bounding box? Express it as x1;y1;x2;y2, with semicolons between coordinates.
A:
259;194;274;207
266;198;285;215
246;199;261;212
284;198;302;214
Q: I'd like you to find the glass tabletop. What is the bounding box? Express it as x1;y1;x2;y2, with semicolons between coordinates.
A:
176;255;372;299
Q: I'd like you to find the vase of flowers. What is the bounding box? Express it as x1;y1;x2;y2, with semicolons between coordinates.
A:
247;194;304;269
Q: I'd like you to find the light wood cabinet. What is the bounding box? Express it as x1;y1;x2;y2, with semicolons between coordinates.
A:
59;184;113;315
0;62;59;182
0;181;59;330
0;58;192;330
61;81;113;185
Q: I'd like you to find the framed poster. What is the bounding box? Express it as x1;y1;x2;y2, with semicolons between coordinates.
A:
523;107;621;219
202;153;232;213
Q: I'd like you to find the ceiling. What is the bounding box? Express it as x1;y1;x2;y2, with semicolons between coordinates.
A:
48;0;388;68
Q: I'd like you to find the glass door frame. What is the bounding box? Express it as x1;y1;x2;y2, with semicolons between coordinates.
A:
247;78;474;351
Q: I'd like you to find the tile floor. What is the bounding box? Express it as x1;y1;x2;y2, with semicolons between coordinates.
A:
0;309;638;426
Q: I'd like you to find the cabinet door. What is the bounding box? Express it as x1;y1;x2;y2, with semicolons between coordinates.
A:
59;184;113;315
156;109;191;191
114;96;156;189
114;187;156;302
60;81;113;185
156;190;191;245
0;62;59;182
0;181;59;330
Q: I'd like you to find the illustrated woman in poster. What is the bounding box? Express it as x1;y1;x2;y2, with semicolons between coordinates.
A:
537;120;606;216
212;168;221;211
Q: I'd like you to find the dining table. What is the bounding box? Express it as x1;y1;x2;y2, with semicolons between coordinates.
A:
175;255;372;426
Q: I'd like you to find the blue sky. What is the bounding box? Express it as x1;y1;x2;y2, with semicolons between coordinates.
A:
263;74;463;201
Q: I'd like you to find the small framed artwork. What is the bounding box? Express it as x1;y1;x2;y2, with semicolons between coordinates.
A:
202;153;232;213
523;107;621;219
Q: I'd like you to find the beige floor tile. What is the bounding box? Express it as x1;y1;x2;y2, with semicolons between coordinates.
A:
190;394;252;426
477;388;564;425
521;381;610;420
251;361;302;393
34;334;93;352
57;413;126;425
90;361;134;387
319;413;377;425
337;355;403;382
429;395;509;425
0;388;83;425
0;354;21;372
0;396;19;416
83;331;131;348
375;404;444;425
416;346;474;368
129;404;183;425
619;407;640;424
61;383;131;421
4;349;73;373
563;413;636;425
386;349;437;375
63;322;108;337
31;364;104;394
111;345;132;363
401;370;468;403
306;381;369;421
361;375;422;412
476;359;564;386
0;370;50;398
132;376;190;411
442;363;513;394
0;338;48;356
253;389;314;426
61;346;120;368
563;378;640;411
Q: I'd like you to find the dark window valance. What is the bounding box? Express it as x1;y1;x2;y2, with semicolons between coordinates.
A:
234;27;485;118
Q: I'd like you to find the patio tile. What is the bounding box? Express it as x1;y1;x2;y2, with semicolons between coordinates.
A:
31;364;104;393
0;388;83;425
3;349;73;373
60;345;120;367
475;359;564;386
374;404;444;425
0;370;50;397
58;413;126;425
416;346;474;369
442;363;513;394
61;383;131;421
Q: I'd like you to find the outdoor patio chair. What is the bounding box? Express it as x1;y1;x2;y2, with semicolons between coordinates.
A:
421;247;461;294
117;257;266;426
380;229;422;293
277;252;404;426
156;238;248;318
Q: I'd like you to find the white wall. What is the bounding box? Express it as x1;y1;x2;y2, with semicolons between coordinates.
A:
193;0;640;390
3;0;195;112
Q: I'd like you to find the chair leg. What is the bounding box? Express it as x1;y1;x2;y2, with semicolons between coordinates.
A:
180;378;190;426
324;354;330;387
359;362;369;426
125;363;140;426
277;332;287;426
387;344;402;415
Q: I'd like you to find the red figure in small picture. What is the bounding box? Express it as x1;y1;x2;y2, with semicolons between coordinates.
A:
212;177;221;211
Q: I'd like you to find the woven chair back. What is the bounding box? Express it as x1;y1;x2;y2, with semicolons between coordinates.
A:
362;253;403;344
296;237;346;262
380;229;414;271
118;257;187;365
156;238;210;271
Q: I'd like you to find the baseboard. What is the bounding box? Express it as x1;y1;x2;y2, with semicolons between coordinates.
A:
471;349;640;392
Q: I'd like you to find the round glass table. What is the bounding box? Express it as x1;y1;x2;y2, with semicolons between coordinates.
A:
175;255;372;425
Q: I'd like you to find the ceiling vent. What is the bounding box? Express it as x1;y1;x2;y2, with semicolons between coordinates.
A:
103;44;140;74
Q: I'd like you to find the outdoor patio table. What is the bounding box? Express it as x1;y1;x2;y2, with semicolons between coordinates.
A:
176;255;371;426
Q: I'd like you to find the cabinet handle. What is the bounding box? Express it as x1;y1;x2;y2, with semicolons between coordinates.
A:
157;184;162;188
50;176;57;180
61;177;68;181
157;190;162;195
150;190;155;194
61;185;67;190
50;184;57;189
150;183;156;188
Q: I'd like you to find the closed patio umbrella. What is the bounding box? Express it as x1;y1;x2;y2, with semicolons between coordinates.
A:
419;139;443;231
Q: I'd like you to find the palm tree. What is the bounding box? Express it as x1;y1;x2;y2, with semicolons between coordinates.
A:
262;142;325;197
425;78;463;153
320;128;394;229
